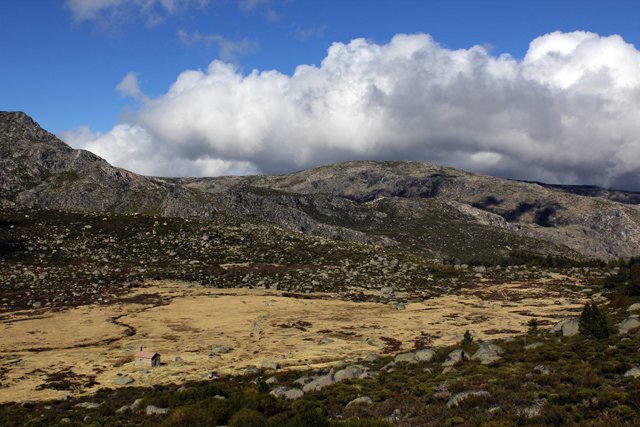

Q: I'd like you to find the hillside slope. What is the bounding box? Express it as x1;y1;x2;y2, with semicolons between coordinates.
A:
2;111;640;260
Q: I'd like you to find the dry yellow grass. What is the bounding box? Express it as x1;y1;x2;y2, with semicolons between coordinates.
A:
0;278;588;403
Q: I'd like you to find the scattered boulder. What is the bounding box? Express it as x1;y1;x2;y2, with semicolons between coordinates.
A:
74;402;102;409
302;374;335;392
627;303;640;312
284;388;305;400
146;405;169;415
270;387;305;400
269;387;285;398
381;361;396;371
172;357;183;362
117;398;145;412
380;286;394;295
442;367;457;374
471;342;504;364
394;352;418;364
265;376;279;385
114;375;135;385
319;338;334;344
552;318;572;332
262;361;280;371
524;342;544;350
624;367;640;378
386;409;402;423
364;352;379;362
294;375;313;386
358;371;378;379
442;349;469;366
346;396;373;407
334;366;363;382
211;344;231;354
619;316;640;334
558;318;579;337
415;348;436;362
446;391;490;408
244;367;262;375
534;364;551;375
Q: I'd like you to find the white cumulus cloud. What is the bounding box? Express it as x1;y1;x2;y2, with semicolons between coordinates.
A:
60;31;640;190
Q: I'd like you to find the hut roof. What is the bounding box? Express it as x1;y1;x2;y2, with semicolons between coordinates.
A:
135;351;159;359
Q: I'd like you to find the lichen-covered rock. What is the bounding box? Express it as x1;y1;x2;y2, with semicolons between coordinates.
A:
394;352;418;364
624;367;640;378
114;375;135;385
335;366;363;382
346;396;373;407
302;374;335;392
446;391;490;407
146;405;169;415
471;342;504;364
211;344;231;354
627;303;640;312
534;364;551;375
364;352;379;362
619;316;640;334
271;387;305;400
261;361;280;370
442;349;469;366
561;319;580;337
415;348;436;362
524;342;544;349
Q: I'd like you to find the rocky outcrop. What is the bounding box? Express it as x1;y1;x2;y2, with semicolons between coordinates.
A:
3;111;640;260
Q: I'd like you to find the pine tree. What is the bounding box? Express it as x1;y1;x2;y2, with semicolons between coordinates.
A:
461;330;473;346
590;303;610;339
579;302;610;339
579;302;593;336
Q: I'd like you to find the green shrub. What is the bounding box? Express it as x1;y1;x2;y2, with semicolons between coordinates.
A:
163;406;212;427
579;302;610;339
445;416;464;426
228;408;268;427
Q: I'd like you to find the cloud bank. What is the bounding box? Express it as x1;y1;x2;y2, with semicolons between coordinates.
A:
60;31;640;190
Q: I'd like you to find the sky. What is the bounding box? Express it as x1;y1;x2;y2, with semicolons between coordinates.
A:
3;1;640;191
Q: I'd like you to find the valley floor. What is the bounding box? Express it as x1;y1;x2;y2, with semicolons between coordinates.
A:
0;277;589;403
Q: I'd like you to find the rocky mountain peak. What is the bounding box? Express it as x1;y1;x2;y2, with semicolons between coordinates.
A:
0;111;66;148
2;111;640;260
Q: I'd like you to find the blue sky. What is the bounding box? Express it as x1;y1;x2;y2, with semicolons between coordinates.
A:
3;1;640;190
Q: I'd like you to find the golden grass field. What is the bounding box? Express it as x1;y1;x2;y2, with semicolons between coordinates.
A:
0;276;587;403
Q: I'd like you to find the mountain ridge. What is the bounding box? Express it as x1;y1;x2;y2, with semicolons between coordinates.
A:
2;111;640;260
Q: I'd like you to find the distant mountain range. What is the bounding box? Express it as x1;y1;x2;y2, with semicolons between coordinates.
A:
2;111;640;261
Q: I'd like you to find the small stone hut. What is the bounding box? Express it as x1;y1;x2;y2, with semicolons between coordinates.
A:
134;348;161;367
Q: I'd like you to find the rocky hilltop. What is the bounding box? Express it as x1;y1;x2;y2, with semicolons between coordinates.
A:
2;111;640;260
